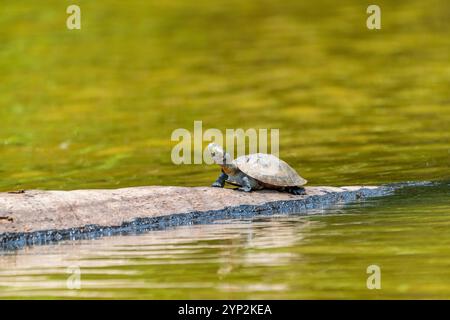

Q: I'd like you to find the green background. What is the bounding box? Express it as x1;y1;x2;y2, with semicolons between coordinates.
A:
0;0;449;299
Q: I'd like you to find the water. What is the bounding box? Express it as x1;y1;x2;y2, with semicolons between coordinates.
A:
0;182;448;299
0;0;449;299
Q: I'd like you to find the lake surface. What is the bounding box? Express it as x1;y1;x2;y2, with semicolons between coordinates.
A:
0;0;449;299
0;182;449;299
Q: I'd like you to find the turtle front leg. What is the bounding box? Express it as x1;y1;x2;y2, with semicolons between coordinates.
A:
236;176;253;192
212;172;228;188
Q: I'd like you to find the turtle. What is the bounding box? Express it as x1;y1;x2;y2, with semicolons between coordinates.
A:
207;143;307;195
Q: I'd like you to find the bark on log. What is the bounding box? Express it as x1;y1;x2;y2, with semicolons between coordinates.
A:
0;185;400;249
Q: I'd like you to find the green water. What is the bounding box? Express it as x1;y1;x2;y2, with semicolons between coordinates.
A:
0;182;449;299
0;0;449;299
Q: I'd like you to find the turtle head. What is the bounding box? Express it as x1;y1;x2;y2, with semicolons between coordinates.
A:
207;143;231;166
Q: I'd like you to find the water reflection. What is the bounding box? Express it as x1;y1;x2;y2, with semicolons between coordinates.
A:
1;182;449;299
0;216;320;298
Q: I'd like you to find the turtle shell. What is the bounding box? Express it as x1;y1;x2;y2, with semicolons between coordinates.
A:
233;153;307;187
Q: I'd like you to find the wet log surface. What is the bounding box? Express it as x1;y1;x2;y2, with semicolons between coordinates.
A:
0;185;399;250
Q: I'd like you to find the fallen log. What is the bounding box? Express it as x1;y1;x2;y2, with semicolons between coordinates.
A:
0;184;408;250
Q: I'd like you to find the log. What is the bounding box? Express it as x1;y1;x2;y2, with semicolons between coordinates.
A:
0;184;410;250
